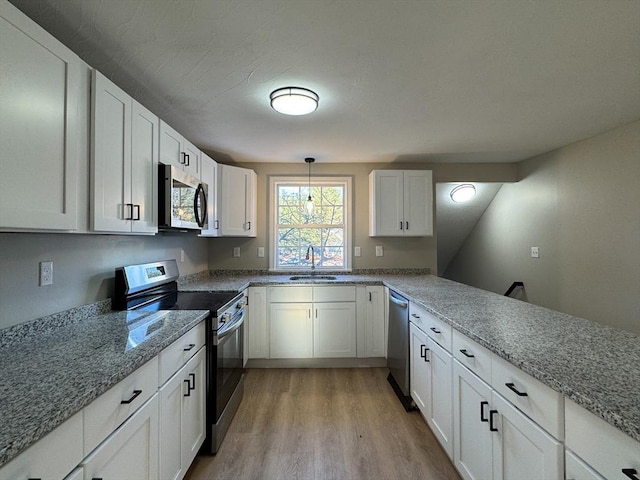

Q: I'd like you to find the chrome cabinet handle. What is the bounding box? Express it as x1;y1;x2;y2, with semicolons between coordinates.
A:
120;389;142;404
459;349;475;358
505;382;528;397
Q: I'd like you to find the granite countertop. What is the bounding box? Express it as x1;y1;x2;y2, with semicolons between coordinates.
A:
0;308;208;467
180;271;640;443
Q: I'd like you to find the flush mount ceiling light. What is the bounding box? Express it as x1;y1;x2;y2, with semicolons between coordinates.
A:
450;184;476;203
270;87;319;115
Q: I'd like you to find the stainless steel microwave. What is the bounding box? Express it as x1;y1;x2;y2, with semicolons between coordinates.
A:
159;164;207;230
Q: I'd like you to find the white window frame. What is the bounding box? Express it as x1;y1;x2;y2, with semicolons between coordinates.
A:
269;176;353;272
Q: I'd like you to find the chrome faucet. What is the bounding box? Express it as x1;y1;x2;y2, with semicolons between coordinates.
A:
305;245;316;272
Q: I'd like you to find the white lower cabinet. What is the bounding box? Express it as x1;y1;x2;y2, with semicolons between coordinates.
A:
565;449;605;480
0;411;83;480
159;348;206;480
247;286;268;359
314;302;357;357
269;302;313;358
268;286;358;359
356;285;386;358
410;321;453;458
81;394;159;480
565;397;640;480
453;360;563;480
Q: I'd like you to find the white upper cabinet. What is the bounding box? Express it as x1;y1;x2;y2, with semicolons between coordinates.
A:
91;70;158;234
198;153;218;237
159;120;200;178
217;163;257;237
0;1;81;231
369;170;433;237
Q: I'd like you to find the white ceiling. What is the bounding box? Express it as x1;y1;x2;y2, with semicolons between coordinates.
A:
10;0;640;164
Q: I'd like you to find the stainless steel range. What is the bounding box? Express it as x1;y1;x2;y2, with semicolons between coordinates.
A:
114;259;245;454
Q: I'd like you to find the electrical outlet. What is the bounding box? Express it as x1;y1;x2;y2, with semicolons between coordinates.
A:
354;246;361;257
180;249;185;263
233;247;241;258
531;246;540;258
257;247;265;258
375;246;383;257
40;261;53;286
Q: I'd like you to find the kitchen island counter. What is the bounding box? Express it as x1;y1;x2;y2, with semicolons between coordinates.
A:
180;270;640;442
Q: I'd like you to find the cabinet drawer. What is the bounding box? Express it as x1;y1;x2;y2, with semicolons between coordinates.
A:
0;411;83;480
83;356;159;455
159;321;206;386
565;449;606;480
491;354;563;440
409;302;451;351
269;286;313;303
565;398;640;480
313;285;356;302
452;329;492;384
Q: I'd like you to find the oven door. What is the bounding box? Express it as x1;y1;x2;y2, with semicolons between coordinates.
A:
214;308;244;421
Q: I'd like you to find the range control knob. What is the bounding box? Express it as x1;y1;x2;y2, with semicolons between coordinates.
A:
220;313;231;324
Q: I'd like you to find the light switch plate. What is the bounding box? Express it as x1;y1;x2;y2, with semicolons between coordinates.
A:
375;246;383;257
257;247;265;258
233;247;241;258
354;246;361;257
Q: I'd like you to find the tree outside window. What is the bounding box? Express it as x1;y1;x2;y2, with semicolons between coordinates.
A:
272;177;351;270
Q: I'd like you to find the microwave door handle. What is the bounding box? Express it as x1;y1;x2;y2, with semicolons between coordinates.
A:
194;183;207;228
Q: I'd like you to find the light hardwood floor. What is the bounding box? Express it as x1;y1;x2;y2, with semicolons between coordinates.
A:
185;368;461;480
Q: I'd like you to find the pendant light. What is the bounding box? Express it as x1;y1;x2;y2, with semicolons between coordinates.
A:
305;157;315;215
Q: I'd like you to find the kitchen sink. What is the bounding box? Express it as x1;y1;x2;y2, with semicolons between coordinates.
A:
289;275;337;281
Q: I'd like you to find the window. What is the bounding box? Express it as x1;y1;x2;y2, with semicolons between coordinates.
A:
270;176;352;271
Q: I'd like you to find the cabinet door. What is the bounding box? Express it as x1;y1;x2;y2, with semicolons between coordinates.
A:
410;322;430;413
491;391;563;480
369;170;404;236
182;348;206;469
82;394;159;480
0;2;80;230
248;287;268;359
218;164;249;236
269;303;312;358
245;169;257;237
314;303;357;358
159;366;185;480
159;121;185;170
565;450;606;480
130;101;158;233
199;153;219;237
402;170;433;236
365;286;386;357
427;338;454;459
91;70;131;232
453;360;493;480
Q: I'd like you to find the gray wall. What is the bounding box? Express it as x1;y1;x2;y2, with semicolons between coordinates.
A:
0;233;209;329
207;162;517;272
444;120;640;334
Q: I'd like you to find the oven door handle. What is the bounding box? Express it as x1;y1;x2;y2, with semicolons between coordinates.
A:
216;311;245;342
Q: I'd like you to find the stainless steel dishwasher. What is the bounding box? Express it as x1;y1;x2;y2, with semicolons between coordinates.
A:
387;289;414;411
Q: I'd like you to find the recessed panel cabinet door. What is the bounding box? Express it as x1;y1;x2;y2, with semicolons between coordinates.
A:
0;2;80;230
314;303;356;358
410;322;430;413
269;303;313;358
403;170;433;236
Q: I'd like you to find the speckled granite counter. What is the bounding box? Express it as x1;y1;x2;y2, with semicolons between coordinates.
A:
180;271;640;443
0;307;208;467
